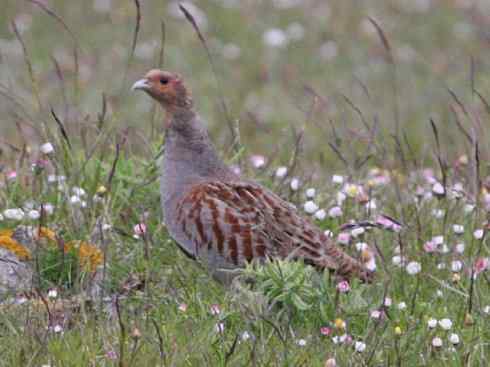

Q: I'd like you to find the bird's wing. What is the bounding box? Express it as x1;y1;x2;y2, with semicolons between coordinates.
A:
175;180;372;280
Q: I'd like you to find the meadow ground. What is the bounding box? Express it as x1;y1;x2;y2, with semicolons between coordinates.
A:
1;1;490;366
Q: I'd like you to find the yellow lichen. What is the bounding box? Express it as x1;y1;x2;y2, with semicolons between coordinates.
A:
38;227;56;242
0;235;31;260
0;229;14;237
64;240;104;271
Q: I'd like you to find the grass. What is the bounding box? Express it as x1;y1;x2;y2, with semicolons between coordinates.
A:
1;1;490;366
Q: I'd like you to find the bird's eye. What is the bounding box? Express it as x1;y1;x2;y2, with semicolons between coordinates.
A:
160;78;169;85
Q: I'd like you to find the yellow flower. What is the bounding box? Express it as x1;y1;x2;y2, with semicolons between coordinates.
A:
65;240;103;271
0;235;31;260
394;326;402;335
96;185;108;195
345;184;359;198
334;318;346;330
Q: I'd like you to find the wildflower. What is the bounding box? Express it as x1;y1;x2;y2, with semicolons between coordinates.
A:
320;326;332;336
432;208;445;218
452;273;461;283
365;200;377;210
483;306;490;314
394;326;402;335
384;297;392;307
42;203;54;216
290;177;300;191
397;302;407;310
464;204;475;213
27;210;40;220
336;280;350;293
6;170;17;180
423;240;437;253
432;182;445;196
437;263;446;270
406;261;421;275
364;255;377;272
313;209;326;221
337;232;350;245
351;227;365;238
296;338;307;347
328;206;342;218
354;341;366;352
53;324;63;333
250;155;266;169
473;257;489;277
376;215;402;232
133;223;147;236
432;236;444;245
215;322;225;333
305;188;316;198
427;318;438;329
210;304;221;316
432;337;443;348
370;310;381;319
355;242;368;251
324;358;337;367
473;229;484;240
451;260;463;272
392;255;404;266
241;331;251;341
304;201;319;214
263;28;288;48
453;224;464;234
455;243;465;254
47;289;58;299
178;303;187;312
72;187;87;197
344;184;360;198
323;230;333;238
336;192;347;205
3;208;24;221
439;318;452;330
332;175;344;184
449;333;460;345
334;318;346;330
40;142;54;154
105;350;118;360
131;328;141;339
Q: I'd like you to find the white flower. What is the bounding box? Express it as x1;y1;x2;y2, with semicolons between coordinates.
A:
451;260;463;272
3;208;24;221
355;242;368;252
70;195;81;205
473;229;484;240
437;263;446;270
304;201;319;214
323;230;333;238
28;210;40;220
365;200;377;210
336;192;347;205
354;341;366;352
0;213;3;221
432;182;445;195
344;184;360;198
432;236;444;245
215;322;225;333
397;302;407;310
483;305;490;314
365;257;377;271
42;203;54;215
290;178;300;191
263;28;288;48
328;206;342;218
332;336;340;344
370;310;381;319
241;331;251;341
53;324;63;333
432;337;443;348
392;255;403;266
464;204;475;214
250;155;266;168
332;175;344;184
275;166;288;178
40;142;54;154
351;227;365;238
305;188;316;198
48;289;58;298
436;290;443;297
439;318;452;330
455;243;465;254
72;187;86;197
314;209;326;220
432;209;445;218
384;297;392;307
296;338;307;346
453;225;464;234
406;261;421;275
449;333;460;345
428;318;438;329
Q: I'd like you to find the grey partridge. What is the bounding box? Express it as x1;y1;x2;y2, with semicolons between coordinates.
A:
132;70;373;283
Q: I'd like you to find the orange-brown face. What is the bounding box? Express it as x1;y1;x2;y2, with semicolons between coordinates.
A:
132;69;192;109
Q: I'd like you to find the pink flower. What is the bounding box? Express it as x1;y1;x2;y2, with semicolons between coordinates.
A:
337;232;351;245
6;171;17;180
178;303;188;312
473;257;489;277
376;215;402;232
133;223;147;236
423;240;437;253
320;326;332;336
336;280;350;293
105;350;118;360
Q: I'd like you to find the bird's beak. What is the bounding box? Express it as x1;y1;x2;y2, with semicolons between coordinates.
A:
131;78;150;91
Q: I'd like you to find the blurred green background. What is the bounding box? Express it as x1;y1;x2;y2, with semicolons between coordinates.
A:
1;0;489;170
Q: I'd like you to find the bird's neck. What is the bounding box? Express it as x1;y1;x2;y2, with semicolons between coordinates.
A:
161;110;236;206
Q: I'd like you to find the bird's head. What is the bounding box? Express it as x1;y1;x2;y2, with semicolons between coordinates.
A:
132;69;193;112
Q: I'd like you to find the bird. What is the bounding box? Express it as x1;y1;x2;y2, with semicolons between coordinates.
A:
132;69;374;283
